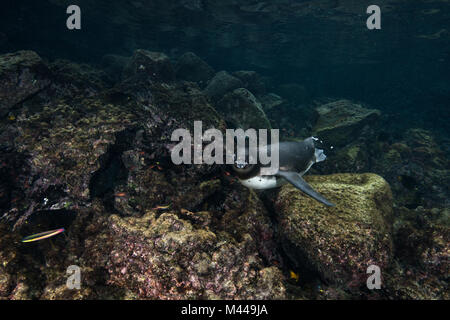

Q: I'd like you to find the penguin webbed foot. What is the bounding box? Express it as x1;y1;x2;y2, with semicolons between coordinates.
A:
277;171;335;207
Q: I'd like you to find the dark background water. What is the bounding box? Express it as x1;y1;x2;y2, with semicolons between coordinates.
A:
1;0;449;139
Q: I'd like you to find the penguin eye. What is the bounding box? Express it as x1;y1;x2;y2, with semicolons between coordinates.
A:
233;161;255;173
235;161;248;169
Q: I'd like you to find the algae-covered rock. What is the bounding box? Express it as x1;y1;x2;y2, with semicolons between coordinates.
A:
123;49;175;82
0;50;52;116
392;206;449;281
83;210;286;299
175;52;215;85
0;49;226;229
313;100;380;147
216;88;271;129
258;93;285;112
100;54;131;82
276;173;393;287
2;96;141;228
203;71;243;101
49;59;111;90
384;260;449;300
232;70;267;95
323;142;371;173
0;268;11;297
371;128;449;208
29;184;284;300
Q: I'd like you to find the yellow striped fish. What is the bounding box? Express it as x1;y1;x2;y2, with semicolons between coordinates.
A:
21;228;65;243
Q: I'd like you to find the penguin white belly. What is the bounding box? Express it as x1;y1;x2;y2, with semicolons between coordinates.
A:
240;176;286;190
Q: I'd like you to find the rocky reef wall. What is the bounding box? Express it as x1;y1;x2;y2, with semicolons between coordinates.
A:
0;48;448;300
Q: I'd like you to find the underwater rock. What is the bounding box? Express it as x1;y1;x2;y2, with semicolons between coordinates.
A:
312;100;381;147
324;142;371;173
0;270;11;297
123;49;175;82
393;206;449;279
203;71;243;102
82;209;286;299
275;173;393;287
31;183;283;300
175;52;215;86
403;128;448;167
100;54;131;83
49;59;112;92
216;88;271;129
258;93;285;112
0;50;52;116
262;100;316;139
371;128;449;209
384;261;449;300
232;71;267;96
1;96;141;228
0;51;226;228
385;206;449;300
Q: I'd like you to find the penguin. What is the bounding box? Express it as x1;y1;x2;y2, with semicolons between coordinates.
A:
231;137;335;207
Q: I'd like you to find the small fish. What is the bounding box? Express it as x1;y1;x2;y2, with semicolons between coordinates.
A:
180;208;194;215
289;270;300;283
8;115;15;121
21;228;65;243
115;192;127;197
153;204;171;210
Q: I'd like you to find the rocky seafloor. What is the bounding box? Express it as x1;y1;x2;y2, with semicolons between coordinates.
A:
0;49;448;300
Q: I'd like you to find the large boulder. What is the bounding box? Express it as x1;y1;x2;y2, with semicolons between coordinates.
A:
0;50;287;300
203;71;243;102
232;70;267;95
258;93;285;112
275;173;393;287
312;100;380;147
383;206;450;299
123;49;175;82
0;50;225;230
175;52;215;85
0;51;52;116
216;88;271;129
100;54;131;82
36;188;285;300
370;128;449;208
84;210;285;299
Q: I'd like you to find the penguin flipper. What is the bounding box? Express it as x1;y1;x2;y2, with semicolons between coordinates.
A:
277;171;335;207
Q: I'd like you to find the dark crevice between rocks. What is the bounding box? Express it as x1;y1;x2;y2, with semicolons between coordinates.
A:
23;209;77;232
280;239;327;298
9;83;52;113
258;189;324;294
88;128;137;212
0;148;32;227
398;175;417;191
